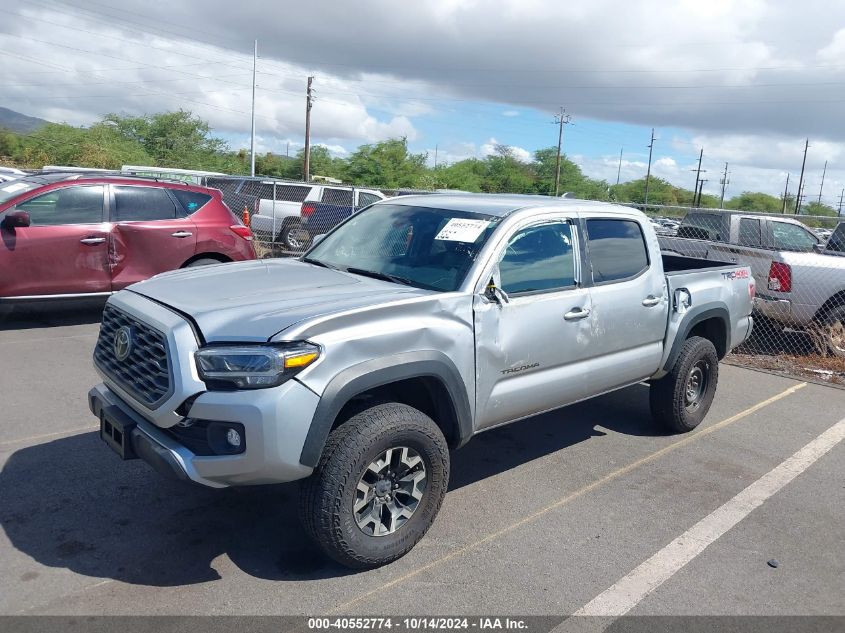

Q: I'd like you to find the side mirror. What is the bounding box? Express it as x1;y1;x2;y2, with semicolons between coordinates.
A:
485;267;509;305
2;210;30;229
311;234;326;247
813;242;825;253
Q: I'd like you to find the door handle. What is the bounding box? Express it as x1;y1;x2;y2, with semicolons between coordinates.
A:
79;237;106;245
564;307;591;321
171;231;193;238
642;295;662;307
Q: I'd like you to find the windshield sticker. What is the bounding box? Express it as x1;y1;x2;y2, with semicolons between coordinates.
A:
1;182;28;193
435;218;490;242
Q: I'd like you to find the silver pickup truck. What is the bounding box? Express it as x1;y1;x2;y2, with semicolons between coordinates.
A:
660;211;845;357
89;194;754;568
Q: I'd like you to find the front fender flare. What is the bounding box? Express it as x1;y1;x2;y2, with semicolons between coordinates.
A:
298;351;473;468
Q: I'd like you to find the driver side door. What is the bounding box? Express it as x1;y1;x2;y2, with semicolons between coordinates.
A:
473;219;595;430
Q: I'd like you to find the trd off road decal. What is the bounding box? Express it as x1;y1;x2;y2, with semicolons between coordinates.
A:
721;269;750;280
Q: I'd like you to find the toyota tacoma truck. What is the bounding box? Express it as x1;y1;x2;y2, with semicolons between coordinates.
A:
89;194;755;568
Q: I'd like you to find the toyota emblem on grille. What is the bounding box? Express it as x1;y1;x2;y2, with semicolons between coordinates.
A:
113;325;134;361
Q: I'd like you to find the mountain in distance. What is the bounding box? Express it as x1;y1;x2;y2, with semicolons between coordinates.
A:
0;107;49;133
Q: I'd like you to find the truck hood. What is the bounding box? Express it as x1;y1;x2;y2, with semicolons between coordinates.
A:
128;258;431;342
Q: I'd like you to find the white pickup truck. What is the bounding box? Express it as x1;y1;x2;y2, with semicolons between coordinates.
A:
90;194;755;568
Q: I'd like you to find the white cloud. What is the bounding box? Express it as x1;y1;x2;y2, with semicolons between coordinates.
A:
480;138;531;162
502;110;520;117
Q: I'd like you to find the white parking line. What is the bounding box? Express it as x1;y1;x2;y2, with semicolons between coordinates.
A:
573;414;845;617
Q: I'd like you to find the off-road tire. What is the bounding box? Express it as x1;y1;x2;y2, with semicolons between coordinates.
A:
650;336;719;433
299;402;449;569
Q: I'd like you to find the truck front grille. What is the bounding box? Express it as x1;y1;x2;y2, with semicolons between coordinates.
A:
94;305;172;407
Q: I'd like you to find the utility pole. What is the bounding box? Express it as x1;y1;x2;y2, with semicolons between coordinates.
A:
818;159;827;204
794;138;809;214
249;39;257;177
303;75;314;182
434;145;438;170
838;188;844;216
644;128;655;207
719;161;730;208
552;108;572;197
616;146;623;185
782;173;790;214
691;148;704;208
696;179;708;207
286;141;289;158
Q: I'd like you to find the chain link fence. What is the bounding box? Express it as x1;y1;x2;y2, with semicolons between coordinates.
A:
629;203;845;385
201;175;434;259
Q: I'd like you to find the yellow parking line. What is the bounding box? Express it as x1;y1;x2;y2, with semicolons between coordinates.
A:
329;382;807;614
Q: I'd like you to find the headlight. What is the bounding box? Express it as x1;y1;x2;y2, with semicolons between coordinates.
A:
195;342;320;390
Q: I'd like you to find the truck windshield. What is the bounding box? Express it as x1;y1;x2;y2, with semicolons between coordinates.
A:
303;203;501;291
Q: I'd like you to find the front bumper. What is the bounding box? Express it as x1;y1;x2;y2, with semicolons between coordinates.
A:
90;381;319;487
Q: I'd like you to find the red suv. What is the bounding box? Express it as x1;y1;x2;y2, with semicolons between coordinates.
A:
0;173;256;301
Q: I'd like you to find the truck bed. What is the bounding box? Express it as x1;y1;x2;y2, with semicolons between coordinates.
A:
662;252;734;274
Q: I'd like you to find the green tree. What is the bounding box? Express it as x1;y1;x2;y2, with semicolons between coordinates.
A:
725;191;784;213
345;138;427;187
104;110;229;169
804;201;838;217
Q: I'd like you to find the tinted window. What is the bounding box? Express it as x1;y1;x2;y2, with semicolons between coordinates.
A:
738;218;762;247
171;190;212;214
587;219;649;283
772;221;818;252
358;192;381;207
113;186;177;222
499;222;576;294
276;185;310;202
828;223;845;253
678;213;724;241
16;185;103;225
322;187;354;206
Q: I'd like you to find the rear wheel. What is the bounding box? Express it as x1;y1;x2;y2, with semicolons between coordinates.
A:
821;306;845;358
650;336;719;433
299;402;449;569
278;219;310;252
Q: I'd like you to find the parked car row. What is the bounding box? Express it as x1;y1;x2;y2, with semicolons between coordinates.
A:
0;173;256;303
205;177;385;252
659;210;845;356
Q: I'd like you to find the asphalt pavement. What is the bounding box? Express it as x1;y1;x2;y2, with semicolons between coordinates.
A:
1;303;843;618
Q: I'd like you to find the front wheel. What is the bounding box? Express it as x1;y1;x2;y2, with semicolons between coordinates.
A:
299;403;449;569
650;336;719;433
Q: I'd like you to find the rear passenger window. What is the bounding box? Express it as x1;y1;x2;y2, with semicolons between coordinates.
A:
738;218;762;247
358;192;381;207
322;188;354;206
113;186;177;222
587;219;649;284
499;222;576;294
275;185;310;202
171;190;211;215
